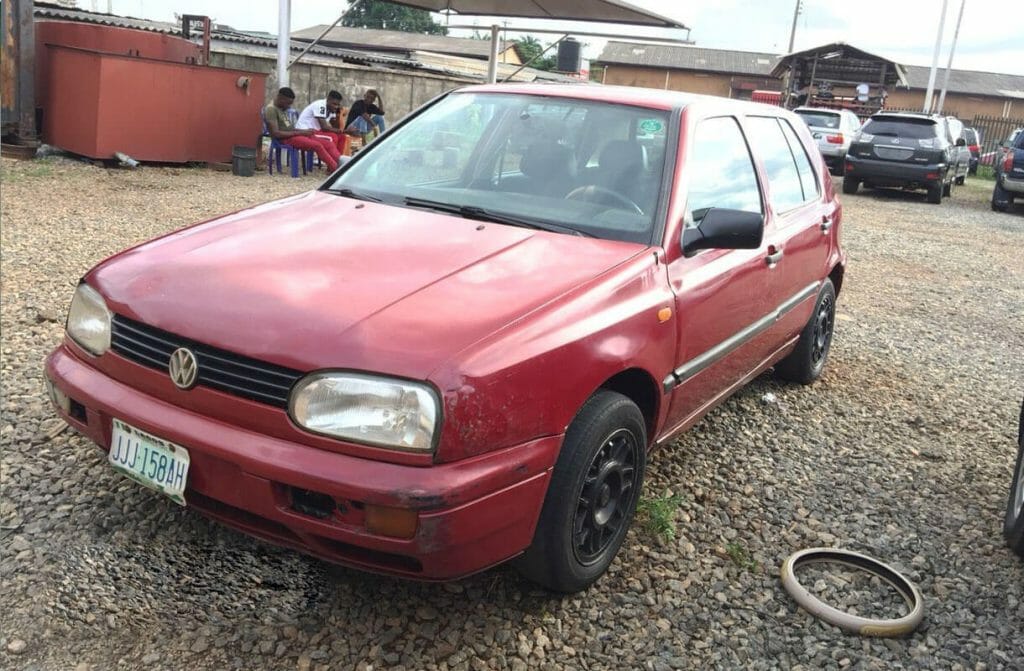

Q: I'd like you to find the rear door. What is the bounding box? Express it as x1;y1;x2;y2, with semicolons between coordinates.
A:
743;115;832;348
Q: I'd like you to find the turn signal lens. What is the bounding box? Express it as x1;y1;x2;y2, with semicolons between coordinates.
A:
365;504;418;539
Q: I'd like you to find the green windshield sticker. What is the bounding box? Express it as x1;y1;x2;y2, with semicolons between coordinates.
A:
639;119;664;134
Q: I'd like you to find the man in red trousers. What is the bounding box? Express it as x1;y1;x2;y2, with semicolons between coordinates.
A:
264;87;339;172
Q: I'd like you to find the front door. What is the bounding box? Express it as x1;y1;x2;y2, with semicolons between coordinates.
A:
662;115;774;436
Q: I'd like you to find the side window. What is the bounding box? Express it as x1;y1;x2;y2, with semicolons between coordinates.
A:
745;116;806;213
685;116;762;228
779;119;819;202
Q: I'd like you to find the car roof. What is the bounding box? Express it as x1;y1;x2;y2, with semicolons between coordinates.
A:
794;107;843;114
459;83;797;117
870;111;938;121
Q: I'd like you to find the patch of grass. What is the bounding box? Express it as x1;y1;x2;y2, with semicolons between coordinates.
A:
1;162;53;182
974;165;996;181
636;491;683;542
725;542;759;572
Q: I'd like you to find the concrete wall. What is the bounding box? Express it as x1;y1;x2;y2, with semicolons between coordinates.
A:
210;41;475;122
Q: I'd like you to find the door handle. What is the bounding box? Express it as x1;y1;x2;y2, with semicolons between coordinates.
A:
766;248;784;266
821;215;833;233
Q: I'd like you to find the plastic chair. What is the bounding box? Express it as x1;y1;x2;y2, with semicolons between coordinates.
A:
262;109;309;178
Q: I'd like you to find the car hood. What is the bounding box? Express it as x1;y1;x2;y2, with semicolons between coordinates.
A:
89;190;647;379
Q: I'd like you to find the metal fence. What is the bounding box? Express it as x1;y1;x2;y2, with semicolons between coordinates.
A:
967;114;1024;166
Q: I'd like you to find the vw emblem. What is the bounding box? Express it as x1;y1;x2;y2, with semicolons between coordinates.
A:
168;348;199;390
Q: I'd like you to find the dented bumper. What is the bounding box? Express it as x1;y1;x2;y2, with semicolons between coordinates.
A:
45;345;560;580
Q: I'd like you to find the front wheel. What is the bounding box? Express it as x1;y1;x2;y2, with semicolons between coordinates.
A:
775;279;836;385
516;390;647;592
842;177;859;194
1005;399;1024;557
943;179;953;197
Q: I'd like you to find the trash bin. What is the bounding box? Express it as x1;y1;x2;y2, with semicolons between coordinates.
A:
231;145;256;177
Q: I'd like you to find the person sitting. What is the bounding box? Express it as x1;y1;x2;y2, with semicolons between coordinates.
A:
264;87;340;172
296;90;350;157
345;89;386;143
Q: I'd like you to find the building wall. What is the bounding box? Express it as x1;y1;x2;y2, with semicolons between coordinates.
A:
602;64;778;99
210;42;474;122
884;88;1019;119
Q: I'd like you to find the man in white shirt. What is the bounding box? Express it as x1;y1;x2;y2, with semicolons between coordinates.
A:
296;90;349;157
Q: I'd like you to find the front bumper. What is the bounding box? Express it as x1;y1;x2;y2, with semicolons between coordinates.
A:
45;345;559;580
845;155;945;188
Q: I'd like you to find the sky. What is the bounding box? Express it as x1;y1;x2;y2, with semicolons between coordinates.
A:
92;0;1024;76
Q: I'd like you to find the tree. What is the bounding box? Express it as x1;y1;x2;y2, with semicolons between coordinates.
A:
342;0;448;35
513;36;557;71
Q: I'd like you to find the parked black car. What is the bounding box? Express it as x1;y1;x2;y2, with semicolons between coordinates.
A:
1006;397;1024;557
992;127;1024;212
964;127;981;175
843;112;967;204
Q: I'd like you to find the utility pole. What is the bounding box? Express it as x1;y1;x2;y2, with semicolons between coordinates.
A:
923;0;949;113
936;0;966;115
787;0;802;53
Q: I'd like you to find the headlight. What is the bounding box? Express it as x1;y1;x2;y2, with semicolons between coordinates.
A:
67;283;111;356
289;372;440;451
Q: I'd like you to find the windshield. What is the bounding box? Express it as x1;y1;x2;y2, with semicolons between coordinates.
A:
861;117;937;140
325;92;673;244
795;111;841;129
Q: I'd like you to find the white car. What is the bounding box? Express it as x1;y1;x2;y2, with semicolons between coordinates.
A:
794;107;862;175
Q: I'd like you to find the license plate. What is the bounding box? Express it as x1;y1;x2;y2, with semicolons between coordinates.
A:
108;419;190;506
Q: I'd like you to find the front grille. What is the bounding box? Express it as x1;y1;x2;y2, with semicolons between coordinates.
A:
874;146;914;161
110;314;303;408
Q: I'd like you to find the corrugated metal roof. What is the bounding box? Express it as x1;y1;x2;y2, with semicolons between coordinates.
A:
596;41;778;77
34;2;179;33
292;25;515;60
902;64;1024;98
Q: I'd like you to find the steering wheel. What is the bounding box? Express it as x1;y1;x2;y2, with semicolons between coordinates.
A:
564;185;643;215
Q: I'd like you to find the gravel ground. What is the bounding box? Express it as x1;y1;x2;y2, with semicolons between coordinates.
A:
2;157;1022;671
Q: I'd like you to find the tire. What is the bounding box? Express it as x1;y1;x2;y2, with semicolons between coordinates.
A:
943;180;953;197
955;175;966;185
992;182;1011;212
516;390;647;592
1005;399;1024;557
969;165;978;176
774;279;836;385
927;183;943;204
842;177;859;195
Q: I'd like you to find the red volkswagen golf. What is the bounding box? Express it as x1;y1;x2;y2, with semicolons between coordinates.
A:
45;85;845;592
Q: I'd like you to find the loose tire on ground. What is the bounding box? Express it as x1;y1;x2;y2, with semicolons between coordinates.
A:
842;177;859;195
1004;399;1024;557
775;279;836;385
516;390;647;593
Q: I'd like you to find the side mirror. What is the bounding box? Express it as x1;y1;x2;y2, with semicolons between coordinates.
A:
681;208;764;256
955;137;967;147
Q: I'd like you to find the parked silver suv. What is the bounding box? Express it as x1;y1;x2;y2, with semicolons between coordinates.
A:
794;107;862;175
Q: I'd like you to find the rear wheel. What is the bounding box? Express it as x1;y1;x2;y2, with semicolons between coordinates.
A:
775;279;836;385
955;174;966;185
1005;399;1024;557
516;390;647;592
992;182;1011;212
927;183;943;204
842;177;859;195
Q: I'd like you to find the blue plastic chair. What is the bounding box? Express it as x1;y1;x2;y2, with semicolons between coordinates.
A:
263;109;309;178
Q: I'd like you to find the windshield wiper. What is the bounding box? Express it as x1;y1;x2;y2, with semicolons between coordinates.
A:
402;197;591;237
331;187;382;203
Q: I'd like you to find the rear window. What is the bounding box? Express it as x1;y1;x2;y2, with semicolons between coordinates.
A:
861;118;938;140
963;128;978;144
795;111;841;129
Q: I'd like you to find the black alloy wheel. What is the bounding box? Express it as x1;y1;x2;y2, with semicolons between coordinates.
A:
810;292;835;369
516;390;647;593
573;428;640;565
